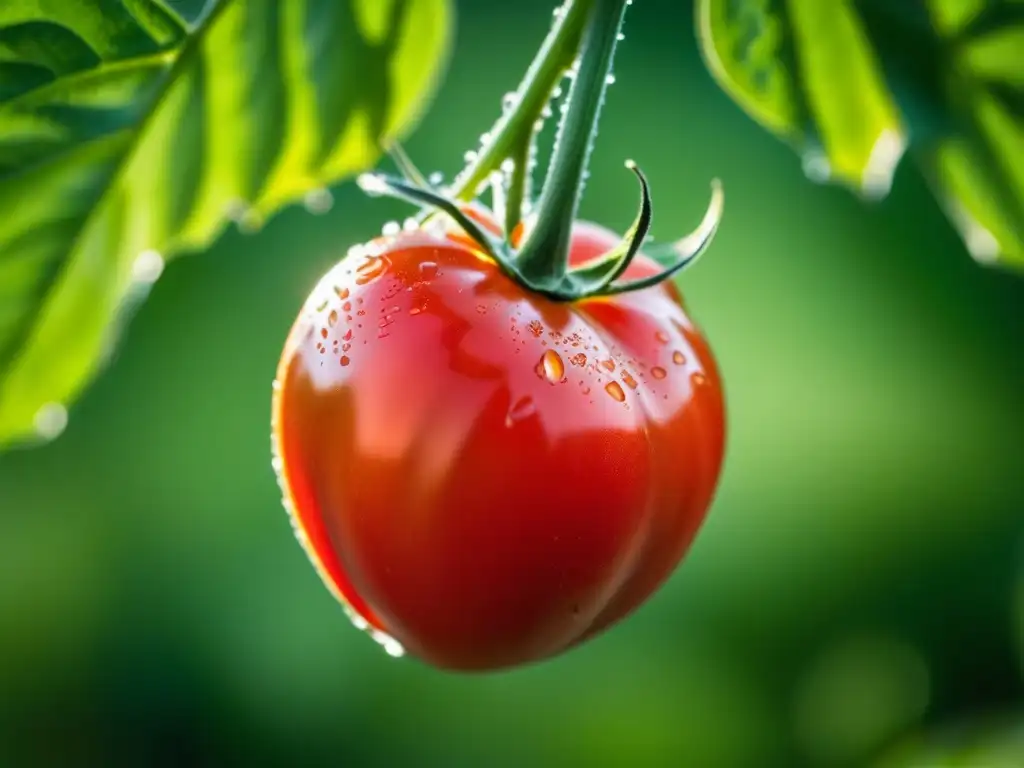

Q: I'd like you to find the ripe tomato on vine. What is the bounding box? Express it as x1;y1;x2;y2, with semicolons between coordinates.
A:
271;0;727;671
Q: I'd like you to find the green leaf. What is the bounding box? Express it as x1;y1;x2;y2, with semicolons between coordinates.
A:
0;0;452;448
697;0;1024;268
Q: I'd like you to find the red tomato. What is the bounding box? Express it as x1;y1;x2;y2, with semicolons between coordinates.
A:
271;212;725;671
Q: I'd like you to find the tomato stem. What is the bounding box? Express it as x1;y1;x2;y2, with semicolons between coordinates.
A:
504;138;531;237
514;0;629;285
449;0;591;206
357;0;724;303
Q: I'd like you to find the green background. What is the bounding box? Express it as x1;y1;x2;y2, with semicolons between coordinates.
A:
1;0;1022;765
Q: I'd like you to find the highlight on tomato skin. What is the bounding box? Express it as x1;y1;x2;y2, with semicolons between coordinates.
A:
271;213;725;672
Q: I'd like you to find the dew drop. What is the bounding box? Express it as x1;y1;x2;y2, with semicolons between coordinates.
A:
569;353;587;367
340;356;350;366
355;255;391;285
419;261;438;279
476;304;487;314
304;188;334;214
601;359;616;372
336;286;350;300
621;371;638;390
328;309;339;327
802;150;832;183
428;171;444;186
605;74;616;85
691;371;707;386
131;249;165;284
370;629;405;658
536;350;565;383
343;329;353;341
502;92;518;111
605;381;626;402
320;327;328;339
672;350;686;365
505;396;536;427
655;330;670;344
528;320;543;337
381;221;401;237
33;402;68;441
464;150;478;163
237;209;264;234
651;366;667;380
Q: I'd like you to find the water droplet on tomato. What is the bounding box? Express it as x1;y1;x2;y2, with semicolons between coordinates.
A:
370;629;405;658
476;304;487;314
569;353;587;367
335;286;349;300
340;356;350;366
621;371;638;390
651;366;667;380
419;261;438;279
601;359;615;372
673;350;686;365
691;371;707;386
536;350;565;383
319;328;328;339
655;330;670;344
605;381;626;402
505;396;536;426
528;320;543;337
355;255;391;285
343;329;353;341
327;309;339;327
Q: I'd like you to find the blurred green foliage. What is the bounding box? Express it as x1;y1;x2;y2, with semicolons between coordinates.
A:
0;0;1022;766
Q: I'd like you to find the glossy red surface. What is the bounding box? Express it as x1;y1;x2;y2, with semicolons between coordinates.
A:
271;217;725;671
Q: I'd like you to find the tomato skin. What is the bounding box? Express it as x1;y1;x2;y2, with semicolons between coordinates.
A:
272;218;725;671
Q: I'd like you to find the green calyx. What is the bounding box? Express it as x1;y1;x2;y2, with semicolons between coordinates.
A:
357;0;724;303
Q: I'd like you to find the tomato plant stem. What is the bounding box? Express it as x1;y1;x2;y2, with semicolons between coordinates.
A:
449;0;592;205
515;0;629;284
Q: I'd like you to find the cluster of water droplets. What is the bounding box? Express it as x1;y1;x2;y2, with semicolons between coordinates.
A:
499;306;704;428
